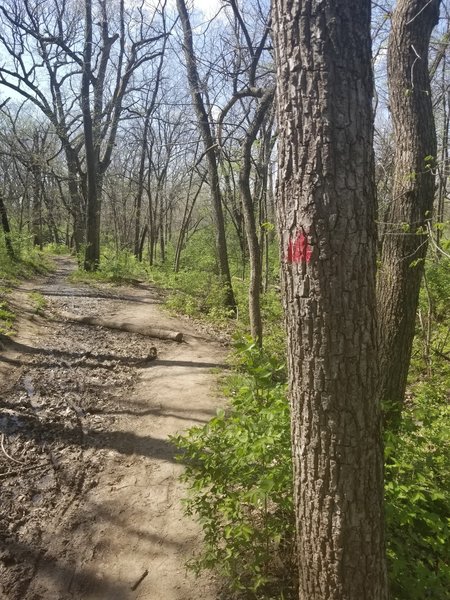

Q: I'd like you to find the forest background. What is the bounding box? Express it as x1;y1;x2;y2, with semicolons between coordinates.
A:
0;0;449;599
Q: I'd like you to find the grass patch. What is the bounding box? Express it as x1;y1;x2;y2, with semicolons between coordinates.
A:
0;237;55;336
28;291;48;315
0;297;16;335
70;247;148;285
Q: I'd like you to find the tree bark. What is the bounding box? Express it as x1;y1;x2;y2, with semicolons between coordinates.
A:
239;90;274;346
176;0;236;312
378;0;440;428
0;191;15;259
82;0;101;271
31;163;43;249
272;1;387;598
134;108;152;260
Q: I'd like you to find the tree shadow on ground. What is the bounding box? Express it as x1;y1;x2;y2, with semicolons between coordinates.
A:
0;407;179;464
0;339;227;371
0;538;131;600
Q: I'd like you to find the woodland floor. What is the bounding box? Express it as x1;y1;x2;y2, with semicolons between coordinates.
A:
0;257;227;600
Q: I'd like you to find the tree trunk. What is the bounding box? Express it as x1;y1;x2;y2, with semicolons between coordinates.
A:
83;0;100;271
62;147;86;254
134;111;150;259
272;1;387;598
31;164;43;249
0;191;15;260
60;311;183;342
174;176;205;273
138;223;148;263
42;188;60;245
239;90;274;345
176;0;236;312
436;84;448;251
378;0;440;428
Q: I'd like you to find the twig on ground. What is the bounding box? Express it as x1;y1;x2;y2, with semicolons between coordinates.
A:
0;461;48;479
130;569;149;591
0;433;26;464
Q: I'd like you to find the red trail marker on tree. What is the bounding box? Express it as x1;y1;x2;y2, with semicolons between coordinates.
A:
286;230;312;263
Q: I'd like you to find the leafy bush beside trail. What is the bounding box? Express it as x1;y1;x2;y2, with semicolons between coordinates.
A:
175;338;450;599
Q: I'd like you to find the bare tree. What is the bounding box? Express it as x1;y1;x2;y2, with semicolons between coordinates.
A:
378;0;441;428
0;0;168;268
0;190;15;259
176;0;236;311
217;0;274;344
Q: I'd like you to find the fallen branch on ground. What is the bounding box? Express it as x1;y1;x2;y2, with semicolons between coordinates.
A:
59;311;184;342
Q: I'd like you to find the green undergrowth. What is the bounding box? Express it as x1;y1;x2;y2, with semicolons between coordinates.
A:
28;291;48;315
150;265;239;325
386;255;450;599
385;385;450;599
148;255;284;350
70;247;149;284
0;236;54;335
0;298;16;335
71;240;284;348
172;339;296;599
174;333;450;599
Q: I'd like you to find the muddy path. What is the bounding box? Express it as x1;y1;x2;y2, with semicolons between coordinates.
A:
0;257;226;600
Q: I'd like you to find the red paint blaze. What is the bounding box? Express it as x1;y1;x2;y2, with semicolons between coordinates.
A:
286;230;312;263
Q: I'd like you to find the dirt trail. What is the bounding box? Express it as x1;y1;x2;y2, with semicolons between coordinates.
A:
0;257;226;599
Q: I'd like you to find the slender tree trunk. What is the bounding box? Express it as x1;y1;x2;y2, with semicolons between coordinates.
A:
134;113;150;259
159;217;165;263
134;164;146;259
272;1;387;598
174;177;205;273
239;90;274;345
176;0;236;311
61;147;85;253
223;164;246;267
436;77;448;251
378;0;440;428
134;47;165;260
83;0;100;271
138;223;148;262
42;188;60;245
31;165;43;249
0;191;15;259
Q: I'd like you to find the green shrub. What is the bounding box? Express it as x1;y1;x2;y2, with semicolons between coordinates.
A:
28;291;47;315
0;234;53;281
43;242;71;256
163;271;237;322
385;386;450;600
175;337;450;599
0;298;16;335
71;247;148;283
0;236;53;335
173;339;296;598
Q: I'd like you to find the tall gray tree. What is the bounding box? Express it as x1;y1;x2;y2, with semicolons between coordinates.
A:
272;1;387;598
176;0;236;311
377;0;441;428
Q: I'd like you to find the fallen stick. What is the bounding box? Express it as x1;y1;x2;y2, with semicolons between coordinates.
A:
0;462;48;480
59;311;183;342
130;569;149;591
1;433;26;465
